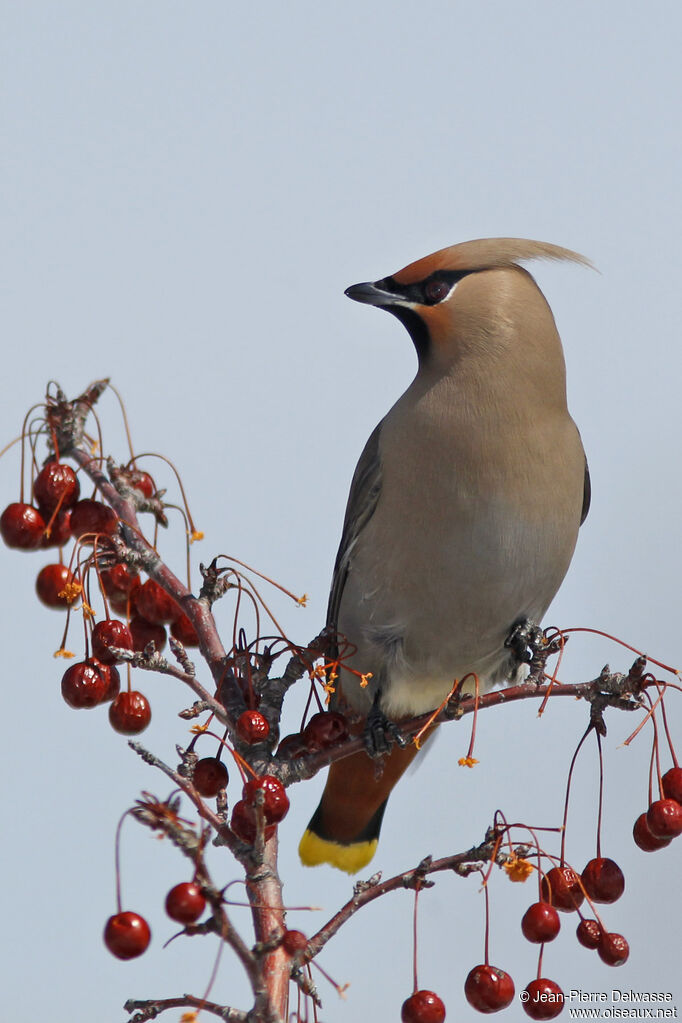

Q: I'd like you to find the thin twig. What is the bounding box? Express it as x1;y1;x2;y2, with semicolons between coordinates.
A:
123;994;248;1022
305;839;503;960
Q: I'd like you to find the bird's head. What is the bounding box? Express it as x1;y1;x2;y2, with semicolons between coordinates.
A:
345;238;591;368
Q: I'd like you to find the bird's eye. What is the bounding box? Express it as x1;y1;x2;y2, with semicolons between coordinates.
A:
423;279;450;304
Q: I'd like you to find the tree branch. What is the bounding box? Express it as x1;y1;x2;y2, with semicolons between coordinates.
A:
277;660;649;786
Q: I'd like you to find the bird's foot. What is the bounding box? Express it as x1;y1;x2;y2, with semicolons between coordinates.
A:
505;618;543;666
363;698;407;757
505;618;564;684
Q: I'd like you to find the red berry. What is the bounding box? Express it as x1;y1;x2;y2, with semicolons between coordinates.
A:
101;664;121;702
109;691;151;734
165;882;206;924
522;978;564;1019
576;918;602;949
100;564;141;613
633;811;673;851
647;799;682;839
103;911;151;959
242;774;290;823
276;732;308;758
40;508;72;548
1;502;45;549
135;579;180;625
521;902;561;943
662;766;682;804
230;799;276;844
598;931;629;966
61;659;110;708
170;613;200;647
33;462;80;514
580;857;625;904
193;757;228;797
129;614;167;652
540;866;584;912
401;989;446;1023
236;710;270;744
70;499;119;539
127;469;155;499
302;710;349;750
464;964;515;1013
92;619;133;664
36;563;78;608
282;929;308;956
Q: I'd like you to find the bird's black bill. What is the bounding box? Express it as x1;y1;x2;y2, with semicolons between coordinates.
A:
344;281;401;307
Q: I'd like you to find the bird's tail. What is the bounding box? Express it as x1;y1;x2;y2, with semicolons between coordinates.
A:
298;742;423;873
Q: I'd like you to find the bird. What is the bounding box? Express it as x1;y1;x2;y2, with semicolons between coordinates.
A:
298;238;591;873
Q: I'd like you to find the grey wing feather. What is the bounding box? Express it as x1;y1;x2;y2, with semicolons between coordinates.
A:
326;419;384;633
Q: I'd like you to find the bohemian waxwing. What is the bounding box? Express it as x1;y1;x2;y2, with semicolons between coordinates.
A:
299;238;591;873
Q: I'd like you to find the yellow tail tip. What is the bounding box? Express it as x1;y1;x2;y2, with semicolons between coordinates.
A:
298;829;378;874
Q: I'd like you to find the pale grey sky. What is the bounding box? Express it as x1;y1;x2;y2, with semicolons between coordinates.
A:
2;3;681;1021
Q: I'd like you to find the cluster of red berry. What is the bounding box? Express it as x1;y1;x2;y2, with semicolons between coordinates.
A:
632;766;682;850
0;459;203;735
98;699;349;964
396;850;630;1021
1;461;81;552
104;880;207;960
0;442;354;973
397;784;682;1023
104;893;312;964
229;770;290;844
102;763;291;961
278;710;350;755
447;672;681;1019
99;699;352;964
187;707;350;846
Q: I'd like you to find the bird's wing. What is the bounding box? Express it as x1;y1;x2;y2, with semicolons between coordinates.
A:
580;458;591;525
327;419;384;633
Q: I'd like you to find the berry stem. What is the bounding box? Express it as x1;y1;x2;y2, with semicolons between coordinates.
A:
482;872;491;966
560;724;592;865
218;553;306;608
18;402;45;503
159;501;194;588
655;680;679;767
113;810;131;913
537;627;567;714
595;729;604;860
464;672;480;761
644;692;665;799
535;838;545;901
536;941;544;981
559;626;679;676
192;914;228;1019
56;614;72;658
622;683;666;747
237;627;257;708
412;884;421;993
300;680;317;732
648;734;656;807
125;450;201;538
107;382;136;461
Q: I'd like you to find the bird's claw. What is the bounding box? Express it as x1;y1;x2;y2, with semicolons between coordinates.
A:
363;700;407;756
505;618;543;665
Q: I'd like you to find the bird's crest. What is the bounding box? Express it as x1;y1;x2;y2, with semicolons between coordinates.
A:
393;238;593;285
